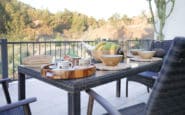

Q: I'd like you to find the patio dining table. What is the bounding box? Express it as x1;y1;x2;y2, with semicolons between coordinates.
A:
18;60;162;115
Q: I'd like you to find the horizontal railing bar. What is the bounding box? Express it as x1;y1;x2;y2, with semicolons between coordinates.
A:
7;41;98;44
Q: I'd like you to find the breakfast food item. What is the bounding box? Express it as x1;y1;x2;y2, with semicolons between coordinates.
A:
94;42;119;51
91;42;120;61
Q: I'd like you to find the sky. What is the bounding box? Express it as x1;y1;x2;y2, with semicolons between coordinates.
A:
18;0;150;20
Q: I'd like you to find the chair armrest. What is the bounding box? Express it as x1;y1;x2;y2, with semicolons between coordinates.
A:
138;71;159;78
0;97;37;112
86;89;121;115
0;78;11;84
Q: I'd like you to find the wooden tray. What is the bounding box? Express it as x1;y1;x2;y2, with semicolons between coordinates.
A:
94;63;130;71
41;64;96;79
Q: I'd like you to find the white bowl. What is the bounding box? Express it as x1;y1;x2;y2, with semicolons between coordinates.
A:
100;55;122;66
138;51;156;59
130;49;142;55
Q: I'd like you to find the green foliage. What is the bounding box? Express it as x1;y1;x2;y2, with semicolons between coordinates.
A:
103;42;119;50
0;3;8;34
70;12;88;32
121;15;132;25
53;10;73;33
67;49;79;58
0;0;152;41
95;42;119;51
108;13;121;27
0;0;101;41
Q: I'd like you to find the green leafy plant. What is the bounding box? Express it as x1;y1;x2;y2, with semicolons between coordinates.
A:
148;0;175;40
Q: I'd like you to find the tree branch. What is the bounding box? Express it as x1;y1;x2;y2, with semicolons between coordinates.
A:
148;0;159;34
166;0;175;18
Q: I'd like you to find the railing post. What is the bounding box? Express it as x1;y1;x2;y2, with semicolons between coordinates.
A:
1;39;8;79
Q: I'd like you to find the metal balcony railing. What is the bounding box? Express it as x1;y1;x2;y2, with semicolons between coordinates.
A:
0;39;8;79
7;40;100;79
0;39;152;80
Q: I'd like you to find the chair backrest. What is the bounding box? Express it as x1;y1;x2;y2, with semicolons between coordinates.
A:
145;37;185;115
150;40;172;53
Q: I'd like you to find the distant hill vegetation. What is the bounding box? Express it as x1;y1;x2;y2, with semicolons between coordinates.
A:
0;0;154;41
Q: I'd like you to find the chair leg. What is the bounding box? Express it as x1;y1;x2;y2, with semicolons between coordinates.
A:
23;104;32;115
116;79;121;97
87;96;94;115
147;86;150;93
2;82;11;104
126;79;128;97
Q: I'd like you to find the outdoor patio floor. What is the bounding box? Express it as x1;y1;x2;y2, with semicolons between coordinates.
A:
0;78;150;115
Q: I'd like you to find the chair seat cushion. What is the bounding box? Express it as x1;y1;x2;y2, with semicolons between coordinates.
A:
153;48;165;58
0;106;24;115
138;71;159;79
127;71;159;88
119;103;146;115
104;103;146;115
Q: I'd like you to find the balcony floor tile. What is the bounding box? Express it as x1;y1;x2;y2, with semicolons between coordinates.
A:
0;78;149;115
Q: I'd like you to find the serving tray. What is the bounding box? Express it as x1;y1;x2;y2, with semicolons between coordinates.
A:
41;64;96;79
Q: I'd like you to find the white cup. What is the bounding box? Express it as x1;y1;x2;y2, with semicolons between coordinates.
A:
79;58;91;66
57;61;73;69
124;57;130;64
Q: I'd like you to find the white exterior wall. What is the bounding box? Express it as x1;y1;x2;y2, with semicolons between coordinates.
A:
163;0;185;40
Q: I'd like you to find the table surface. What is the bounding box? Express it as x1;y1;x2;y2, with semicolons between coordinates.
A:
18;60;162;93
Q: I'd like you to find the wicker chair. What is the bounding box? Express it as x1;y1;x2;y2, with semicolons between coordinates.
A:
125;40;172;97
0;78;11;104
0;98;36;115
0;78;36;115
86;37;185;115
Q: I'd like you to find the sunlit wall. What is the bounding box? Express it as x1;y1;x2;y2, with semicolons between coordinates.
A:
164;0;185;40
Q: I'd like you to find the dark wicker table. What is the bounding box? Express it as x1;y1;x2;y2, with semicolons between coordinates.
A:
18;60;162;115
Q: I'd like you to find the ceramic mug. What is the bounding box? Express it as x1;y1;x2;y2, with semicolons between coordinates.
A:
124;57;130;64
79;58;91;66
71;57;81;66
57;61;73;69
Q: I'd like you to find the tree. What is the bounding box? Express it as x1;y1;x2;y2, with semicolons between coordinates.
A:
53;10;73;33
121;15;131;25
148;0;175;40
87;17;98;29
0;3;8;34
108;13;121;26
70;13;88;33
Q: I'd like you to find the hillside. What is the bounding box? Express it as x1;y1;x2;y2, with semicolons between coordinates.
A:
82;17;153;40
0;0;153;41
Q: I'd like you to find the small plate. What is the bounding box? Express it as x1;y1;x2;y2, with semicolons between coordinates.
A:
127;54;135;58
94;63;131;71
130;57;162;62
